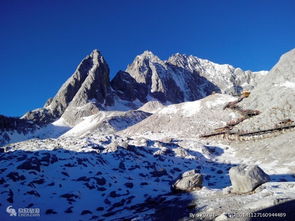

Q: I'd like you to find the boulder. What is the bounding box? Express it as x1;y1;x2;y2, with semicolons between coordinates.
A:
214;213;230;221
172;169;203;192
229;164;270;193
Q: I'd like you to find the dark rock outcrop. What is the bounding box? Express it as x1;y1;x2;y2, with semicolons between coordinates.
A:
0;115;37;146
111;70;147;102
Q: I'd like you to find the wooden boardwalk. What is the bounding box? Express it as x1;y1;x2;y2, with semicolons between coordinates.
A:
201;92;295;141
200;124;295;139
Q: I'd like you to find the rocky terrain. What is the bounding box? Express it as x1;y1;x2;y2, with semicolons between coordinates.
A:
1;48;295;220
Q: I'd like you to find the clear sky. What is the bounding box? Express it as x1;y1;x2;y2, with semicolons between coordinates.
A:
1;0;295;117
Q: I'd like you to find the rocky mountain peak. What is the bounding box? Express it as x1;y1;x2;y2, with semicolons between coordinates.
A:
88;49;104;65
136;50;161;61
167;52;192;62
20;49;273;127
126;51;163;74
22;50;114;126
167;53;202;71
90;48;101;55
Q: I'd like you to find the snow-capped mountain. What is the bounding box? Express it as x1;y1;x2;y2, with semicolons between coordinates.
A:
112;50;266;104
24;49;267;127
1;48;295;221
1;50;267;146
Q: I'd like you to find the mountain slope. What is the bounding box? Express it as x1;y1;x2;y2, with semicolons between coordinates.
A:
120;94;240;139
235;48;295;131
1;49;267;146
62;110;151;137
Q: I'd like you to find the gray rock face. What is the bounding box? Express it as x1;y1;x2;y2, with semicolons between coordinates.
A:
229;164;270;193
22;50;114;126
112;51;265;104
235;48;295;131
21;108;56;125
172;169;203;192
111;70;147;102
112;51;187;103
49;49;113;113
50;49;114;125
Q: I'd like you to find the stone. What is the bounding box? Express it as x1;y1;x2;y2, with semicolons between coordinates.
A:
229;164;270;193
214;213;230;221
222;186;233;195
172;169;203;192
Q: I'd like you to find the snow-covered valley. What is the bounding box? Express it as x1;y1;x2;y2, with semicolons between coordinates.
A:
1;130;295;220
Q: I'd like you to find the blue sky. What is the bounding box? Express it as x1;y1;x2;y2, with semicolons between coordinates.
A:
1;0;295;117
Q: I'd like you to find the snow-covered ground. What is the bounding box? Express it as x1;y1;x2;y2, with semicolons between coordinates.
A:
1;129;295;220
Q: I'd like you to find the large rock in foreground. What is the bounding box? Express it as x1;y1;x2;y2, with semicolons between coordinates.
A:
172;169;203;192
229;164;270;193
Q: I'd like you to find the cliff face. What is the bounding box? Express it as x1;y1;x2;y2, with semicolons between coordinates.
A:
22;50;114;126
112;51;264;104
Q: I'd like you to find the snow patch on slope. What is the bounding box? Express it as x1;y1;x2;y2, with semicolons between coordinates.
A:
62;114;104;137
62;110;151;138
280;81;295;89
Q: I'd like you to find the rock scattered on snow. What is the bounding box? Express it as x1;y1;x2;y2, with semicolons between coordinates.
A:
214;213;230;221
229;164;270;193
172;169;203;192
222;186;233;195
